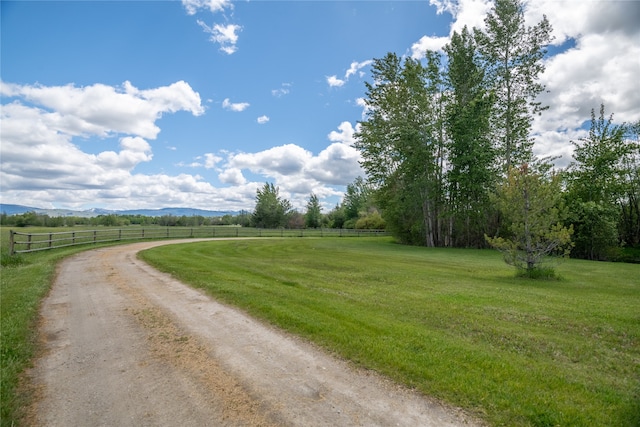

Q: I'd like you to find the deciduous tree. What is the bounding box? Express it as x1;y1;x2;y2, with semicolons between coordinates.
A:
475;0;553;171
444;26;497;247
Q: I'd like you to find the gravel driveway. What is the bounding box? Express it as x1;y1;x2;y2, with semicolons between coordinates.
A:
25;239;481;426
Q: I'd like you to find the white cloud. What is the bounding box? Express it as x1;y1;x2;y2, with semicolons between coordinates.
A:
218;167;246;185
96;137;153;170
0;80;204;140
0;80;227;210
327;121;357;146
272;83;292;97
222;98;250;112
410;35;450;58
221;122;363;208
326;75;345;88
328;60;373;88
257;115;270;124
182;0;231;15
204;153;222;169
0;85;361;211
306;143;363;186
178;153;222;169
197;21;242;54
345;60;373;79
229;144;310;176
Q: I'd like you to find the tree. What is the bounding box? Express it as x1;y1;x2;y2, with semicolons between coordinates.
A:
444;26;497;247
341;176;373;228
355;53;445;246
304;193;322;228
566;105;639;257
252;183;292;228
475;0;553;171
486;164;573;277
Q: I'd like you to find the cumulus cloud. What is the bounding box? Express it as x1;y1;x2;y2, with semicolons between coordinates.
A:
222;98;250;112
327;121;357;146
0;80;229;210
257;115;270;124
0;80;204;140
218;121;363;208
229;144;310;176
218;167;246;185
410;36;450;58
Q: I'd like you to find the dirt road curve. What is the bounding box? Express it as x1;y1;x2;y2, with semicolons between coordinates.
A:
26;239;481;426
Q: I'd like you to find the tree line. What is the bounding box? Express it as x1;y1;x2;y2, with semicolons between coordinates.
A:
348;0;639;266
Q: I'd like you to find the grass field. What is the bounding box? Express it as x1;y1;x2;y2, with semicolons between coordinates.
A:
139;238;640;427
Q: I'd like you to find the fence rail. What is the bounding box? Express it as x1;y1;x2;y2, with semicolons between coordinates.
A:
8;227;388;255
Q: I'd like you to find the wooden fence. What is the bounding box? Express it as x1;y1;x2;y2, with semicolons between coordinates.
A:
8;227;389;255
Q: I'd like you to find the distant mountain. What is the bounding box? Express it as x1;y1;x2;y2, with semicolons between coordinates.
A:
0;204;238;218
0;204;42;215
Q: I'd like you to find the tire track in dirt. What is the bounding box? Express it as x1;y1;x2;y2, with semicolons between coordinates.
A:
24;239;482;426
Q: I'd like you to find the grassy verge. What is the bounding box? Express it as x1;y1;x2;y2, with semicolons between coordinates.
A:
140;238;640;427
1;226;144;425
1;228;86;425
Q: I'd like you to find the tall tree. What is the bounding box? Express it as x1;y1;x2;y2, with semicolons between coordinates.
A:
304;193;322;228
252;182;292;229
475;0;553;171
355;53;444;246
486;164;573;277
444;26;497;247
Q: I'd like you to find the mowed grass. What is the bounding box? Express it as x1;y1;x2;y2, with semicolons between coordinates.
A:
140;238;640;427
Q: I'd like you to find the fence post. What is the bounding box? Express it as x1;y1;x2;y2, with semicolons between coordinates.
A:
49;233;53;248
9;230;15;256
27;234;32;251
93;230;97;244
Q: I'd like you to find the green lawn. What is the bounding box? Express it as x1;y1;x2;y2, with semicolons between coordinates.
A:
140;238;640;427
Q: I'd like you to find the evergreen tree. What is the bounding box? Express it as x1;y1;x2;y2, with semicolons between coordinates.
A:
486;164;573;277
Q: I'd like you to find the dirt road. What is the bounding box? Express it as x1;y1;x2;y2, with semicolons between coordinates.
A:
26;239;481;426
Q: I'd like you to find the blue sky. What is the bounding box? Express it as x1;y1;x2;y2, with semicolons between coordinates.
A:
1;0;639;212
